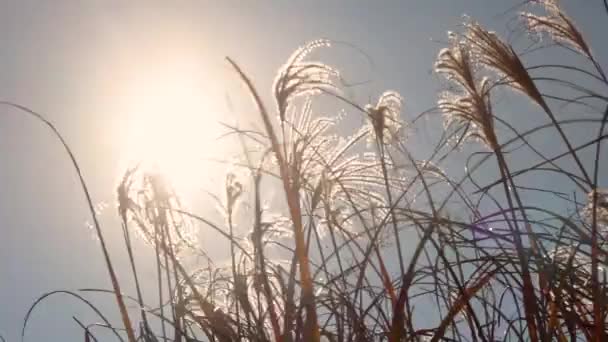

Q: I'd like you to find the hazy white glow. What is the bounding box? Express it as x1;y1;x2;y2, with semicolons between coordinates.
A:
118;65;223;198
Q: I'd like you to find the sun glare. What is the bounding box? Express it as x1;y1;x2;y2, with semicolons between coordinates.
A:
117;66;224;199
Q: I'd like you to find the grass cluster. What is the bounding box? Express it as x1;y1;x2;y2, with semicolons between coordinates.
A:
6;1;608;341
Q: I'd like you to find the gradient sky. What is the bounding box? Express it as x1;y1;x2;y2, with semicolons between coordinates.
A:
0;1;606;341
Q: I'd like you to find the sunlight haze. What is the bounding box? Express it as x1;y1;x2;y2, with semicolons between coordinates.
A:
1;1;607;341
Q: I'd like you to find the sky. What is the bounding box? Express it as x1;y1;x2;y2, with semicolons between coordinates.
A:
0;1;606;341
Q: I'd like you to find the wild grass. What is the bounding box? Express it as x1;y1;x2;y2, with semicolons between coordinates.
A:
7;1;608;341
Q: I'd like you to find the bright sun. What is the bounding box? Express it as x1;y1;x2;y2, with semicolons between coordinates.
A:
117;65;224;198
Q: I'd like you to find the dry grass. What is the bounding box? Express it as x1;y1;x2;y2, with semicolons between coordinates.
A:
9;1;608;341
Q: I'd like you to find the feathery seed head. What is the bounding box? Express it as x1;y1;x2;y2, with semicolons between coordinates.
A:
464;21;545;107
273;40;340;120
366;91;405;146
581;188;608;230
436;35;497;149
225;171;244;216
521;0;592;58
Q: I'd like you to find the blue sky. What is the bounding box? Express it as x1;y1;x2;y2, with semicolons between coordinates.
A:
0;1;606;341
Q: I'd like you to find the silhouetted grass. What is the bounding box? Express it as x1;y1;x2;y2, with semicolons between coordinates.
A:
9;1;608;341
